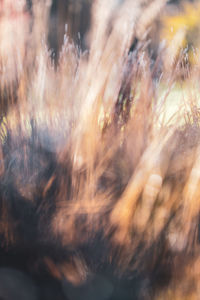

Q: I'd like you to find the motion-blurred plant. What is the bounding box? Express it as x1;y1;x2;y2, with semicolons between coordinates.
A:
162;1;200;70
1;1;200;299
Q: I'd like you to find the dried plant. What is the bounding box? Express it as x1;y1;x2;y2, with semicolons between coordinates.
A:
0;0;200;300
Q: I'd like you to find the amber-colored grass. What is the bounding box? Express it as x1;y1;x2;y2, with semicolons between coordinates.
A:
1;0;200;299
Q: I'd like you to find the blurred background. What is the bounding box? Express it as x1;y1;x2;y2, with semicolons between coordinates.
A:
0;0;199;122
1;0;199;70
48;0;200;70
45;0;200;126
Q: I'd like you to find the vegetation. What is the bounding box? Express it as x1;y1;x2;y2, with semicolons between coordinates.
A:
162;1;200;69
0;0;200;299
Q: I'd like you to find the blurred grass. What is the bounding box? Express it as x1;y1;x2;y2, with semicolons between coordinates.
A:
161;1;200;69
1;1;200;299
157;81;200;125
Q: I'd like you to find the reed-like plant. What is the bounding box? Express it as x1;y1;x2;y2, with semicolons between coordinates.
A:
0;1;200;299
